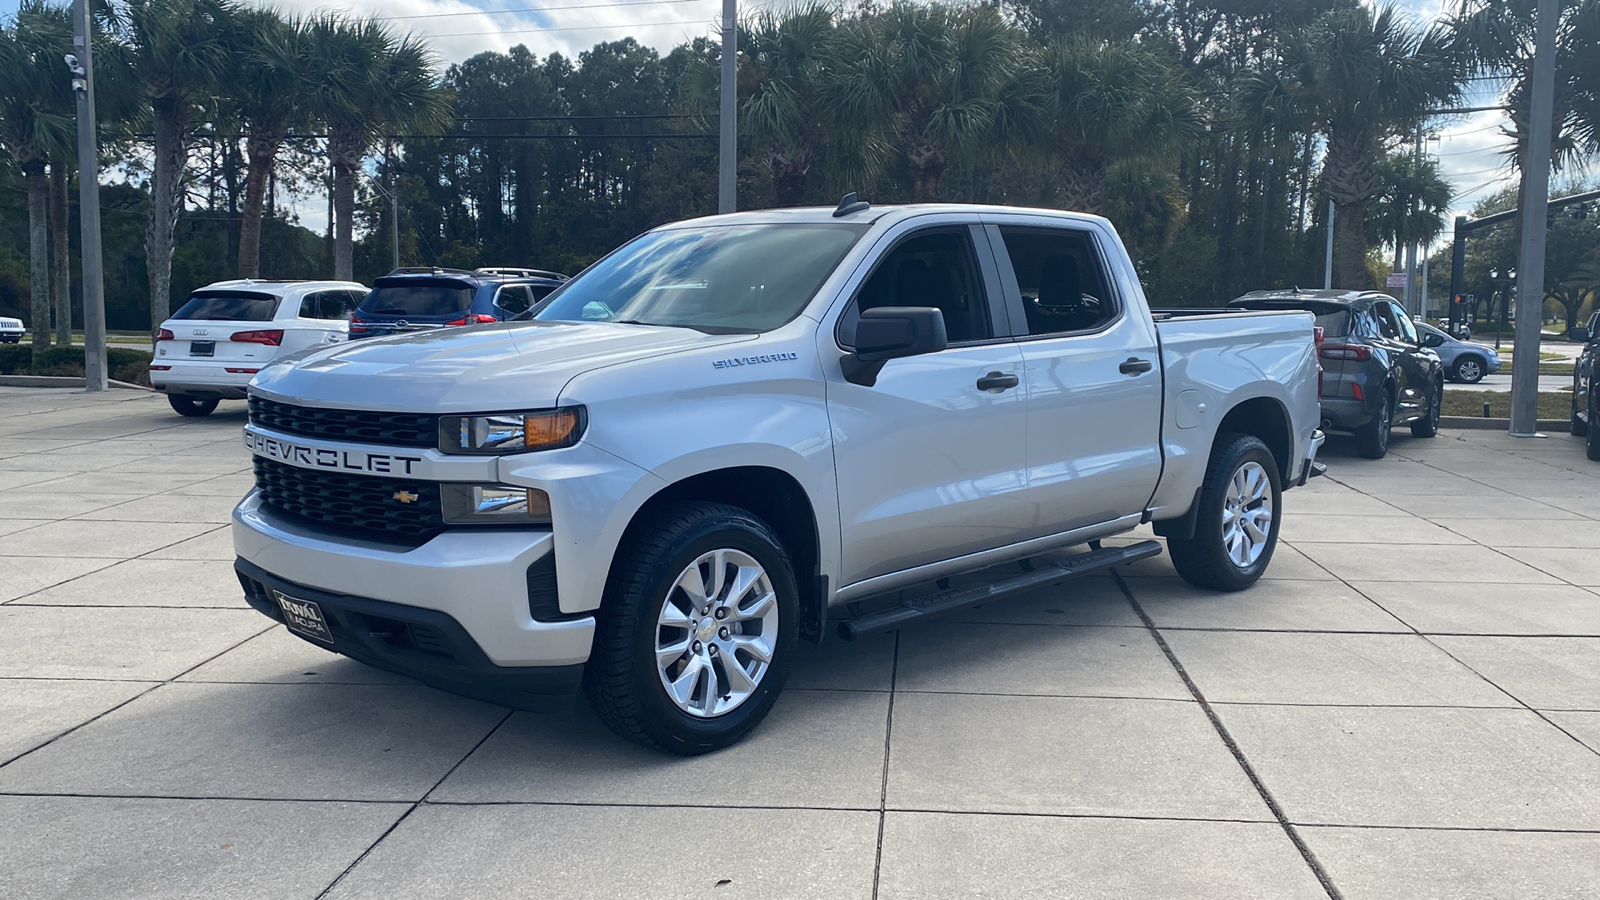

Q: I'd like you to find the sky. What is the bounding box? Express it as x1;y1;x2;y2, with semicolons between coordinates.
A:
4;0;1587;251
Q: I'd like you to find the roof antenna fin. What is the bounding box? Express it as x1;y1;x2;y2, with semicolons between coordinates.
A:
833;192;870;218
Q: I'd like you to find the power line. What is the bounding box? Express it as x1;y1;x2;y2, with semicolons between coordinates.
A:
378;0;708;20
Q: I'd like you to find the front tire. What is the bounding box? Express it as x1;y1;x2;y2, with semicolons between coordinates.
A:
167;394;219;417
585;501;798;755
1354;390;1393;459
1573;377;1589;437
1411;381;1441;438
1454;356;1486;384
1587;401;1600;461
1168;433;1282;592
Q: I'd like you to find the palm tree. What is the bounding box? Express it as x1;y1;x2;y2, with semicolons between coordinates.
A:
1369;152;1454;274
738;4;835;207
823;3;1036;202
1039;38;1202;214
1451;0;1600;181
0;1;76;354
1237;6;1458;289
302;15;449;281
119;0;234;338
227;8;306;279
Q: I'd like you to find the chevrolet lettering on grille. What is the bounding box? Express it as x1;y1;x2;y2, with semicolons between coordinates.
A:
244;430;424;475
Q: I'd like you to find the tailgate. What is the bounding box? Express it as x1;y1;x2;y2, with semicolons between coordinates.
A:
158;320;279;364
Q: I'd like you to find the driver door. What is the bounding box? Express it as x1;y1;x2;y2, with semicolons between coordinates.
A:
826;225;1028;590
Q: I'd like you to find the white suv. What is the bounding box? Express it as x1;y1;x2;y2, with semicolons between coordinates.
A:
152;280;367;416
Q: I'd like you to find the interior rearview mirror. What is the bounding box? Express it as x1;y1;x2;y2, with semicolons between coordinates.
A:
842;307;948;386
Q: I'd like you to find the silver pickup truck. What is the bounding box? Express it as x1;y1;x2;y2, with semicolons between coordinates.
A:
233;199;1324;754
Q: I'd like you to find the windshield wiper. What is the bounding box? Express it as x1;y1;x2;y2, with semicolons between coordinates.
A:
614;319;757;335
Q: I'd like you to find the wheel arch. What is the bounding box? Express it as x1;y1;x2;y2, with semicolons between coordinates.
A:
1215;396;1294;484
619;466;827;643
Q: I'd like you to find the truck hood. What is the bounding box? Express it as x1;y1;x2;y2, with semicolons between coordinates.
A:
251;321;755;411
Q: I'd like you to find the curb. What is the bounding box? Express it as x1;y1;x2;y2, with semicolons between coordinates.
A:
0;374;152;391
1440;416;1572;432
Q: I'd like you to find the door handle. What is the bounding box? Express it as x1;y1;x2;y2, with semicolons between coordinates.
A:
976;371;1020;393
1119;357;1153;376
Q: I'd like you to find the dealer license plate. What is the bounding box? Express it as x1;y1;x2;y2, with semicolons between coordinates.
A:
274;590;333;644
190;341;215;357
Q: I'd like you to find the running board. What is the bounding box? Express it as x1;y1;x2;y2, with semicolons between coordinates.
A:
836;540;1163;641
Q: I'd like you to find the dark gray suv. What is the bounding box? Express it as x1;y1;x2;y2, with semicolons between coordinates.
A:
1231;290;1444;459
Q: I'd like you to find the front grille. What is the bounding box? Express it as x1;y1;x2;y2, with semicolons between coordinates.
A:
254;457;444;541
249;396;439;448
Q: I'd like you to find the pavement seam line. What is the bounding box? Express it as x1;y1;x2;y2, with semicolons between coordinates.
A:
1112;570;1346;900
0;622;274;770
869;630;899;900
312;707;517;900
0;522;233;606
1313;474;1600;759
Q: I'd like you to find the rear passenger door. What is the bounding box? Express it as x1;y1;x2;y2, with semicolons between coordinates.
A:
984;218;1163;540
827;224;1029;589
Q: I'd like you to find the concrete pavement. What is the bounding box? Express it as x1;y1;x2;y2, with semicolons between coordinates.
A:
1;387;1598;898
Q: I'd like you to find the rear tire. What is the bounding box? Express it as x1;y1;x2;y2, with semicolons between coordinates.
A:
167;394;219;417
1354;391;1393;459
1411;381;1441;438
1168;432;1282;592
584;501;798;755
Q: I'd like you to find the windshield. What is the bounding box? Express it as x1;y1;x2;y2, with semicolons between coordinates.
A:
173;292;280;321
534;224;868;332
361;280;476;317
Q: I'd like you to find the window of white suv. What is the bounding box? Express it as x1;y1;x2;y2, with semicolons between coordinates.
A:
172;291;281;321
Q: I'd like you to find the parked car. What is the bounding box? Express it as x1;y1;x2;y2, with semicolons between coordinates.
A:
234;200;1324;754
151;280;368;417
1568;311;1600;460
1417;321;1500;383
350;267;567;339
1231;289;1443;459
0;315;23;343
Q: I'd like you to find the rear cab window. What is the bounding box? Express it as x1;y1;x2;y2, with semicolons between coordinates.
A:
360;279;476;317
995;226;1118;336
173;292;281;322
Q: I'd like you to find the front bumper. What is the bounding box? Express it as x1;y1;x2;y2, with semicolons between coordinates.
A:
232;490;594;669
235;558;584;709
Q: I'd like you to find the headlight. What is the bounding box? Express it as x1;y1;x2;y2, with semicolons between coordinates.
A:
439;407;585;454
441;483;553;525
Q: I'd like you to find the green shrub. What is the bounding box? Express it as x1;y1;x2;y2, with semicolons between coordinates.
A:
30;345;85;371
0;343;28;374
112;361;151;386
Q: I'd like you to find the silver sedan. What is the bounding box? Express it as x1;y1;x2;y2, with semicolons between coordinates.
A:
1419;322;1502;383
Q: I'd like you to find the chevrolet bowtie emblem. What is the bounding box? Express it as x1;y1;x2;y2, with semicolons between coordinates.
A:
392;490;419;504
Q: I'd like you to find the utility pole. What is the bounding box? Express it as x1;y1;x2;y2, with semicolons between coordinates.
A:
67;0;106;392
718;0;736;214
1323;198;1334;289
1404;125;1422;316
386;140;399;271
1510;0;1558;437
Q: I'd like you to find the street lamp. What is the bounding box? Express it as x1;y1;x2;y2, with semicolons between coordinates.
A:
66;0;108;393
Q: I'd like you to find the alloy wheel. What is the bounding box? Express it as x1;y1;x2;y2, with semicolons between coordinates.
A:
1222;461;1274;569
654;548;779;718
1458;360;1481;382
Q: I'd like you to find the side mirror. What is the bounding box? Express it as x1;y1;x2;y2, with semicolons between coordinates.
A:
842;307;948;386
1571;326;1591;343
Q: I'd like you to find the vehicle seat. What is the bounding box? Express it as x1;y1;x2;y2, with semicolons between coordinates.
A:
1032;255;1096;333
895;259;974;342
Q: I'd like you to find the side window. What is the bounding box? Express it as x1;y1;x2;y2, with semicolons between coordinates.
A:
1391;304;1419;344
838;229;992;346
494;285;534;316
341;290;367;317
298;292;326;319
1372;303;1400;339
997;226;1117;336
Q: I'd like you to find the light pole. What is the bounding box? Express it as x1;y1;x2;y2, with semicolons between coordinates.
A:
67;0;107;392
1509;0;1558;437
718;0;736;214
